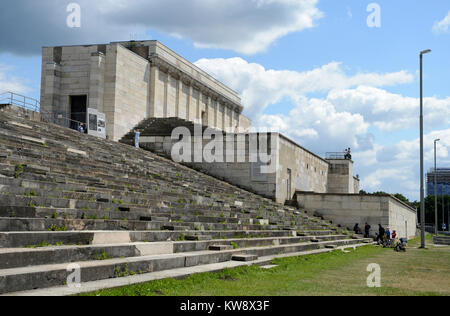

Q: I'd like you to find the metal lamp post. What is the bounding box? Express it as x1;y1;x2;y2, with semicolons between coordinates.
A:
443;193;445;231
420;49;431;248
434;139;440;235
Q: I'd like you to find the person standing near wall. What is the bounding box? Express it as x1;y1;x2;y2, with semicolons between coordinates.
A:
364;223;371;238
134;129;141;149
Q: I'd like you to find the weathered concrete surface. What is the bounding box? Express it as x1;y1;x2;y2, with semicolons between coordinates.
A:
296;192;417;239
2;242;371;297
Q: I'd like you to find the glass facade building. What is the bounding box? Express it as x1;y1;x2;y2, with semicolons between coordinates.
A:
427;168;450;196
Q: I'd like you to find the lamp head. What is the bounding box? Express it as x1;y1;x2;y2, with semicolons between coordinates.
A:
421;49;432;55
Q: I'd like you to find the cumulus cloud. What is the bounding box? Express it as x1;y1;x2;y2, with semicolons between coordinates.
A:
195;57;414;118
327;86;450;132
0;64;31;94
433;11;450;34
257;97;369;154
194;56;450;200
360;128;450;199
0;0;323;55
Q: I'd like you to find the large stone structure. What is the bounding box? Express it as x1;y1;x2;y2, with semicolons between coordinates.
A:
125;118;359;203
39;40;416;238
40;41;251;141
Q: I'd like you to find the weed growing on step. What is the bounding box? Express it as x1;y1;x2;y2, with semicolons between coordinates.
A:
25;241;66;248
94;252;110;261
24;190;37;197
230;242;239;249
14;164;24;178
48;225;67;232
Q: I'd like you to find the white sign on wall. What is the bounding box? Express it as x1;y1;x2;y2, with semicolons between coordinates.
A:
87;108;106;139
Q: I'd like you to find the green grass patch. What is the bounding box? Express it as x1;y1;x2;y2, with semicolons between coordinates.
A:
80;242;450;296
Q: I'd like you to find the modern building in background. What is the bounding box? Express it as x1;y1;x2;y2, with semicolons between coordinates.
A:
427;168;450;196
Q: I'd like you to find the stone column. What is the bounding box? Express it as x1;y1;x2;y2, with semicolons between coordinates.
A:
221;102;226;131
148;65;159;117
196;89;201;124
43;62;62;116
88;52;105;113
213;99;218;128
163;71;169;118
187;84;193;121
176;76;182;118
204;94;211;127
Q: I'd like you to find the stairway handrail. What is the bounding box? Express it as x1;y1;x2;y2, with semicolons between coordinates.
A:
0;91;40;112
0;91;86;130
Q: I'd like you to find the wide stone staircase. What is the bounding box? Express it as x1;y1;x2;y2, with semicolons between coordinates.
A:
0;105;371;295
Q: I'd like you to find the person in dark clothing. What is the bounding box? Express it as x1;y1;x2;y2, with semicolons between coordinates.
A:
377;224;385;244
353;223;360;234
364;223;371;238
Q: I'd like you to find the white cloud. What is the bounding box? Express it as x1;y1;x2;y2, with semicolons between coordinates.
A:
0;0;323;55
433;11;450;34
194;56;450;200
0;64;31;94
326;86;450;132
358;128;450;200
257;96;369;154
195;57;414;118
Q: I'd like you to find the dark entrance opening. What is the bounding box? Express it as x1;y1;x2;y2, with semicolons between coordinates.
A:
70;95;87;130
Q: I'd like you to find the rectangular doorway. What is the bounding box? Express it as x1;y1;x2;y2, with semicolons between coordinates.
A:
70;95;87;130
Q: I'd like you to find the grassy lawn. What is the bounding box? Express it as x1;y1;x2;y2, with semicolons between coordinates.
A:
81;236;450;296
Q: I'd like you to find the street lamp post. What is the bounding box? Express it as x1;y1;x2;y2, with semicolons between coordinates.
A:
420;49;431;248
434;139;440;236
443;193;445;231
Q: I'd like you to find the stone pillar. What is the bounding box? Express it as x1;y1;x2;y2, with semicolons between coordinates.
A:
148;65;159;117
43;62;62;116
221;102;226;131
213;99;218;128
176;76;182;118
196;90;201;124
88;52;105;113
204;94;211;127
163;71;169;118
234;109;240;131
187;85;193;121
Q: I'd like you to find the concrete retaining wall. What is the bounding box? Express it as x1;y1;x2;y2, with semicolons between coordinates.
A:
296;192;417;239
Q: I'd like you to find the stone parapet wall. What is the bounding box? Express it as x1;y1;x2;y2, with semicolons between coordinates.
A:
296;192;417;239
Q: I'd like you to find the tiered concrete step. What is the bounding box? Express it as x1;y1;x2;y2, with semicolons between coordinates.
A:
433;236;450;245
0;107;366;294
0;237;369;294
0;234;352;269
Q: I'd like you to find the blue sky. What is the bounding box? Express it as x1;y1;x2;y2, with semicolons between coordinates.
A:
1;0;450;200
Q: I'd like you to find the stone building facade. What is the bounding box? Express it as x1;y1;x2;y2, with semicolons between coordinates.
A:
39;40;415;238
40;41;251;141
137;125;359;203
40;40;359;204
